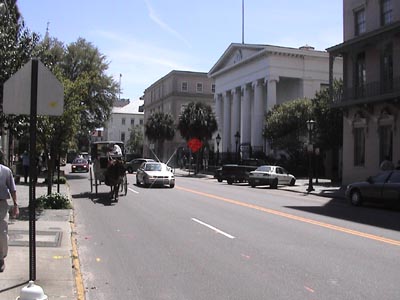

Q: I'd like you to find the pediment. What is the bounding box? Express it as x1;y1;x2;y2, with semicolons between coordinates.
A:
208;43;267;76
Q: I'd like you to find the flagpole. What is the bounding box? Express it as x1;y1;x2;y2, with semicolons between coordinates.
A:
242;0;244;44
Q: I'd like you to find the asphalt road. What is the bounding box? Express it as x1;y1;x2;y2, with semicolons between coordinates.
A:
68;170;400;300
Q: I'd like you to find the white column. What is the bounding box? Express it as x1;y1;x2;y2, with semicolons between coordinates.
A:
222;91;231;153
266;76;279;112
241;84;251;145
215;94;223;133
232;88;241;150
252;79;265;148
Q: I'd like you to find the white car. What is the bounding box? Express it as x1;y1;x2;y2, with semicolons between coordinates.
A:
136;162;175;188
248;165;296;188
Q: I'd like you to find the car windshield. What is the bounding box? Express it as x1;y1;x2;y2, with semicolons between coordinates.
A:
256;166;272;172
73;158;87;164
145;163;162;171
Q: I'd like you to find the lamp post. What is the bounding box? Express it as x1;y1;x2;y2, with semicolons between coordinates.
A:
306;120;316;192
216;133;221;166
234;131;240;163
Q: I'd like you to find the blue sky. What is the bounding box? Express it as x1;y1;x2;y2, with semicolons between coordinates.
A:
17;0;343;101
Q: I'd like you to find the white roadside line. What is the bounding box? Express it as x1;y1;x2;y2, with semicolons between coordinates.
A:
128;187;139;194
191;218;235;239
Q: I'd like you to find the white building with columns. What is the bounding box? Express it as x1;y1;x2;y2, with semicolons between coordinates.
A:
208;43;343;159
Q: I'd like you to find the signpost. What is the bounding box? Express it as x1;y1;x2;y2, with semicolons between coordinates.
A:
3;58;63;287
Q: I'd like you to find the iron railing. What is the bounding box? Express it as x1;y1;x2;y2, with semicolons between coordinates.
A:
332;76;400;105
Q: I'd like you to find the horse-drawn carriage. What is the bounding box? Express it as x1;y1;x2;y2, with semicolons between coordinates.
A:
89;141;128;201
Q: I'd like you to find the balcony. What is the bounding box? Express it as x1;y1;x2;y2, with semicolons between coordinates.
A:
332;77;400;107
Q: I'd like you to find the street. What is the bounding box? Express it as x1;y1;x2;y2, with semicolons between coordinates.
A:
69;170;400;300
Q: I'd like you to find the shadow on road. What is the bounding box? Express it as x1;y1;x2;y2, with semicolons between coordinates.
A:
286;199;400;232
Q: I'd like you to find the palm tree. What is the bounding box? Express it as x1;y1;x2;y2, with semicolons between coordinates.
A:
145;112;175;160
178;102;217;172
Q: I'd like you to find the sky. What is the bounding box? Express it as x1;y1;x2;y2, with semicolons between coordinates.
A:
17;0;343;101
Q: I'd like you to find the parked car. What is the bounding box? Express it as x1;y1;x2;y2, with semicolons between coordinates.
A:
248;165;296;188
215;159;266;184
345;170;400;207
71;158;89;173
126;158;155;174
136;162;175;188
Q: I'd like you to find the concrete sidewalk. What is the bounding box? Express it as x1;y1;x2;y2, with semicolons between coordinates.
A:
0;181;77;299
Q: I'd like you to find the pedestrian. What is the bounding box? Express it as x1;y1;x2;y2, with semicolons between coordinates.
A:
0;150;19;272
380;156;394;171
21;150;29;183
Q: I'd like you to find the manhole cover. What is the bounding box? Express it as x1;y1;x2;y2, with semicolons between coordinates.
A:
9;230;62;247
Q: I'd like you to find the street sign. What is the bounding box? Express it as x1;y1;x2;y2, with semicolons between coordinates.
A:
188;138;202;153
3;59;64;116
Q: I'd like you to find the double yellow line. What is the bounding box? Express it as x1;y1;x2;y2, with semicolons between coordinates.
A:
177;186;400;247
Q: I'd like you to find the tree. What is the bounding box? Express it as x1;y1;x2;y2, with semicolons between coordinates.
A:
263;98;312;153
145;112;175;159
0;0;40;155
61;38;118;149
177;102;217;141
126;125;144;155
178;102;217;172
311;80;343;151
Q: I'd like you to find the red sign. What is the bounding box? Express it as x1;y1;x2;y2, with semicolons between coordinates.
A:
188;138;203;153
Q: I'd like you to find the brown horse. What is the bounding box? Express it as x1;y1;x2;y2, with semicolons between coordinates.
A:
104;159;126;202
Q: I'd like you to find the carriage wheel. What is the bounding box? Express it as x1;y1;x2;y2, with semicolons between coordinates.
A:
123;174;128;196
89;166;93;193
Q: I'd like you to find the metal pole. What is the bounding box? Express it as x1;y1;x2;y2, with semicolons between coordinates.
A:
29;59;39;281
307;129;314;193
242;0;244;44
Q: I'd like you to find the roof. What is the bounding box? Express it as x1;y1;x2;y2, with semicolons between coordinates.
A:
112;99;144;114
208;42;328;78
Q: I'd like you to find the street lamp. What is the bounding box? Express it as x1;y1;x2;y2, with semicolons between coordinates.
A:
216;133;221;165
234;131;240;162
306;119;316;192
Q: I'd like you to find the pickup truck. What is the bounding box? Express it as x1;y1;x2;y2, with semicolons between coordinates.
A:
215;159;265;185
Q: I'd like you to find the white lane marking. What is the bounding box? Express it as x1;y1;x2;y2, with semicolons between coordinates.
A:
128;187;139;194
191;218;235;239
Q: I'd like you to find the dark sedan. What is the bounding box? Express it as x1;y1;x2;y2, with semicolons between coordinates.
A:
345;170;400;207
125;158;155;174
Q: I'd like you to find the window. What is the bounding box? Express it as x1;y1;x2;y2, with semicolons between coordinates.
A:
196;83;203;93
354;8;366;36
354;127;365;166
355;53;366;98
381;0;392;26
121;132;125;142
212;84;216;93
131;118;135;125
139;119;144;125
379;125;393;164
122;118;126;125
181;82;188;92
382;44;393;92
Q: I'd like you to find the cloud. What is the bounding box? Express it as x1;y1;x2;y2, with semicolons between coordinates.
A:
144;0;191;48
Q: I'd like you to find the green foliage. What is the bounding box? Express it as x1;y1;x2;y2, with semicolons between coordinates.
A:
36;192;71;209
311;80;343;150
52;176;66;184
145;112;175;142
264;98;312;151
126;125;144;155
0;0;40;137
177;102;217;141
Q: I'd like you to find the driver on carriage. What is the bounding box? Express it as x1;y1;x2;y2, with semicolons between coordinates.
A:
107;143;122;166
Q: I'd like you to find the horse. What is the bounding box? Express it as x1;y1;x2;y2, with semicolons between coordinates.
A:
104;159;126;202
